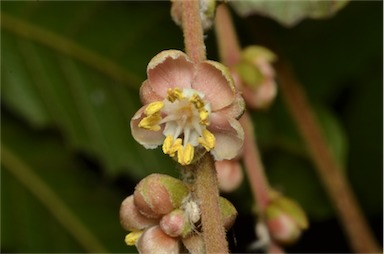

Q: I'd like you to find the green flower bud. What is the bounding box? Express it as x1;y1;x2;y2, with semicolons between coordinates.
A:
219;197;238;230
134;174;189;219
265;193;308;245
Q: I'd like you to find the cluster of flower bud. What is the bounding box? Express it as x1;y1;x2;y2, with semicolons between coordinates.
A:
120;173;237;253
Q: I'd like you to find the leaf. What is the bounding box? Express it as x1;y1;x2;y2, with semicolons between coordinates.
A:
230;0;349;27
1;112;136;253
1;2;181;178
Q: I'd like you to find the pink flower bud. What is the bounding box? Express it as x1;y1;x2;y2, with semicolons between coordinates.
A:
136;226;180;254
134;174;189;219
265;193;308;245
215;159;243;192
120;195;158;231
160;209;192;238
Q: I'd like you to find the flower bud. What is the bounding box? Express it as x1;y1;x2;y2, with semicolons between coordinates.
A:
134;174;189;219
235;46;277;109
120;195;158;231
136;226;180;254
215;159;243;192
160;209;192;238
265;194;308;245
219;197;237;230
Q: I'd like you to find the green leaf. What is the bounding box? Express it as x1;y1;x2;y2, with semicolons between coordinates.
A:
1;2;181;178
1;112;135;253
230;0;349;27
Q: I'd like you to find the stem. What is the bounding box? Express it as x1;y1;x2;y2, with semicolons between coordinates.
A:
181;0;206;63
240;113;271;212
276;61;382;253
180;1;228;252
214;4;242;66
215;2;272;216
194;153;229;254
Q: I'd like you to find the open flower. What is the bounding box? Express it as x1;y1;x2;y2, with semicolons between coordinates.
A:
131;50;245;165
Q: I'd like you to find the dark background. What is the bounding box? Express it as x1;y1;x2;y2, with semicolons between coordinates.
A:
1;1;382;253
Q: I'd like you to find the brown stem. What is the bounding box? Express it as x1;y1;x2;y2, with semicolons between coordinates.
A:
215;2;272;215
240;112;271;212
181;0;206;63
194;153;229;254
180;1;228;252
214;4;242;66
276;61;382;253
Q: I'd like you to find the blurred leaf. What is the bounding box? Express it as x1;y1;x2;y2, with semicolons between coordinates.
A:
230;0;349;27
1;2;181;179
1;112;136;253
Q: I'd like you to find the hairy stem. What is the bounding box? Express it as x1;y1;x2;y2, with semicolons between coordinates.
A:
180;1;228;252
214;4;241;66
240;113;271;212
181;0;206;63
215;3;272;215
194;153;229;254
276;61;382;253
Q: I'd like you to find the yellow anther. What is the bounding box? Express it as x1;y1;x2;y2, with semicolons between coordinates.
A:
167;88;183;102
162;135;182;157
177;144;194;165
198;129;216;151
190;94;205;109
138;113;162;131
125;231;143;246
199;109;209;125
145;101;164;115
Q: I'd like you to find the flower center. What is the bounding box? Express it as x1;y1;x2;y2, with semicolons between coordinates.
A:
138;87;216;165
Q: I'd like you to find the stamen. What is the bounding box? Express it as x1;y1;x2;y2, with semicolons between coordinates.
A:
125;231;143;246
199;109;209;125
138;113;162;131
145;101;164;115
167;88;184;102
189;93;205;109
198;129;216;151
177;144;194;165
163;135;182;157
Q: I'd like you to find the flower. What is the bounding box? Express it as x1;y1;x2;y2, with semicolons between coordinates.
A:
131;50;245;165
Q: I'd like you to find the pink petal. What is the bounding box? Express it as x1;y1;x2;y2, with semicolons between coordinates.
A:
208;113;244;161
140;80;163;105
214;93;245;119
193;61;236;111
147;50;194;98
130;106;164;149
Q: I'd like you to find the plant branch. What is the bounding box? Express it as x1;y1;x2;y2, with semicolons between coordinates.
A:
214;4;241;67
240;112;271;212
194;153;229;254
276;61;382;253
215;3;272;215
181;0;206;63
